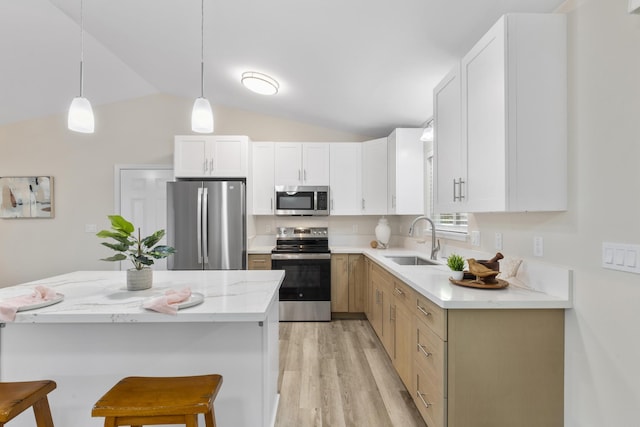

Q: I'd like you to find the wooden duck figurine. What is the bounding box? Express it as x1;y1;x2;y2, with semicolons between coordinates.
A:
467;258;500;284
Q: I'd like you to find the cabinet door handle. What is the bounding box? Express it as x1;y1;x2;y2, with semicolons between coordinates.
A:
394;287;404;296
417;305;431;317
252;259;266;264
331;199;334;211
392;195;396;208
362;199;365;210
459;178;465;200
304;169;307;182
298;169;301;182
453;178;457;202
203;159;208;172
417;391;432;409
417;343;432;358
210;159;214;172
270;198;273;211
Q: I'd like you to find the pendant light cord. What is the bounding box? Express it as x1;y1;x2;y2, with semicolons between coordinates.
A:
79;0;85;97
200;0;204;98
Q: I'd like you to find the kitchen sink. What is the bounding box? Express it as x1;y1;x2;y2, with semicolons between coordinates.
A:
384;255;439;266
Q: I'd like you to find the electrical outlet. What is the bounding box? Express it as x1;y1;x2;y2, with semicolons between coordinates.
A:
533;236;544;257
495;233;503;250
471;231;481;247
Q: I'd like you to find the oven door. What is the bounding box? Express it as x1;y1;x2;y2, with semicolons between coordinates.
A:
271;253;331;301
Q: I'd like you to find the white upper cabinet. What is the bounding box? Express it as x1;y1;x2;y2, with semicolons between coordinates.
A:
174;135;249;178
387;128;424;215
361;137;388;215
433;64;466;214
329;143;362;215
461;14;567;212
251;142;275;215
274;142;330;186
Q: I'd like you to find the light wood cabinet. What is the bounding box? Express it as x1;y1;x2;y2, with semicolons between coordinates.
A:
274;142;330;186
364;257;564;427
387;128;424;215
251;142;275;214
331;254;365;313
329;143;362;215
361;137;387;215
460;14;567;212
247;254;271;270
174;135;249;178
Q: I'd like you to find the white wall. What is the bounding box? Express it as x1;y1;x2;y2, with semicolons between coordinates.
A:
0;94;366;288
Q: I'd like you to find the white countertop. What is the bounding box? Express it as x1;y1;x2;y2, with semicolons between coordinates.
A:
0;270;284;324
362;248;572;309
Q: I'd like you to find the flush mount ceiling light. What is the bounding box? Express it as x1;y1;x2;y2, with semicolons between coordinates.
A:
68;0;94;134
420;119;434;142
241;72;279;95
191;0;213;133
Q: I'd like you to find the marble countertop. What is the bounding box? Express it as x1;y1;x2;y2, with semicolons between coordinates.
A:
0;270;284;324
361;248;572;309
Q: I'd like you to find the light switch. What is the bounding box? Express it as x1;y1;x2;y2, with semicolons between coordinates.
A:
625;250;637;268
604;248;614;264
615;249;626;266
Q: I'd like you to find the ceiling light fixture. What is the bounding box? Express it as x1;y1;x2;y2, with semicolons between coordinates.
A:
68;0;94;134
191;0;214;133
241;71;279;95
420;119;434;142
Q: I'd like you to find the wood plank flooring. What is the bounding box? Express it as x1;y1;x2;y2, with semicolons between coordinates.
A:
276;320;426;427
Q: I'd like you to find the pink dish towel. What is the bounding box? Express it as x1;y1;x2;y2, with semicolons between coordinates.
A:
0;285;58;322
143;287;192;315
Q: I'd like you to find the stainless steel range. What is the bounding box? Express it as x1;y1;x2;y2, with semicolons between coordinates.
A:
271;227;331;321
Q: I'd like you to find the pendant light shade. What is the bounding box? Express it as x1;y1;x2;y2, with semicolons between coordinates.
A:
192;97;214;133
192;0;214;133
68;0;94;134
68;96;95;133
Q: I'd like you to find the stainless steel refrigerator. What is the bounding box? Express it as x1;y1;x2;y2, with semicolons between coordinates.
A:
167;180;246;270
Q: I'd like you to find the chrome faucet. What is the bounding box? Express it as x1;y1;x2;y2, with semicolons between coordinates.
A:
408;216;440;260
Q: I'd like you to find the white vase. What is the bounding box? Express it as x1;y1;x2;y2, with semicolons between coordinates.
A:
375;217;391;248
127;267;152;291
450;270;464;281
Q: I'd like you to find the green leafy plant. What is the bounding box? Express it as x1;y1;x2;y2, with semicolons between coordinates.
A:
447;253;465;271
97;215;176;270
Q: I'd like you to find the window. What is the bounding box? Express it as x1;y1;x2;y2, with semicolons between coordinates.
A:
425;149;468;233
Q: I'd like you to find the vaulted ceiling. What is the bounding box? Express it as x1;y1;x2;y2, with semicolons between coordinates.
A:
1;0;565;137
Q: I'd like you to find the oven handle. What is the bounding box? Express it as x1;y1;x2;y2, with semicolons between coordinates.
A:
271;253;331;261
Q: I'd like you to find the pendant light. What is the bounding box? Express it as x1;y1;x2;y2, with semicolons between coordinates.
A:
191;0;214;133
68;0;95;134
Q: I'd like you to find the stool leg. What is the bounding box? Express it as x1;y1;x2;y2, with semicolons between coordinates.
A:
32;397;55;427
204;408;216;427
185;415;198;427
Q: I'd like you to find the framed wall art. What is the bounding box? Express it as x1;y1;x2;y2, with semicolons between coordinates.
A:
0;176;54;218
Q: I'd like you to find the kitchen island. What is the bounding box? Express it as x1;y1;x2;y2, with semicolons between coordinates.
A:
0;270;284;427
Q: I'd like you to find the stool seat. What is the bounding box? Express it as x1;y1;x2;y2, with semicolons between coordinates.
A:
0;380;57;427
92;375;222;427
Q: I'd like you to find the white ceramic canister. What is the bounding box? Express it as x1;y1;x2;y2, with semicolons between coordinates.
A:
375;217;391;248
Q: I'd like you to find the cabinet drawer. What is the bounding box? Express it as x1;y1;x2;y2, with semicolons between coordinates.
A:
391;279;415;310
416;317;446;396
414;362;446;427
248;254;271;270
416;294;447;340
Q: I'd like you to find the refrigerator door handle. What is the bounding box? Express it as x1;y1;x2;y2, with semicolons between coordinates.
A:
197;187;203;264
202;187;209;264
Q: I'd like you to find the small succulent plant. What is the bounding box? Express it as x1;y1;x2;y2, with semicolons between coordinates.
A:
447;253;465;271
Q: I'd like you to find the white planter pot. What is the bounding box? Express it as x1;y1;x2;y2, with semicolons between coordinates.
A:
127;268;152;291
450;270;464;281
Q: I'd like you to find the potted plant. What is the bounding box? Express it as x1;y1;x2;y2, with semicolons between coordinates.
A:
447;253;465;280
97;215;176;291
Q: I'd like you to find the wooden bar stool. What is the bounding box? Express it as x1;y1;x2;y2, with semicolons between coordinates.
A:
0;380;57;427
91;375;222;427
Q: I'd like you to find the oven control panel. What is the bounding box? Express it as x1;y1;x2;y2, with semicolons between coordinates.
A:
276;227;328;239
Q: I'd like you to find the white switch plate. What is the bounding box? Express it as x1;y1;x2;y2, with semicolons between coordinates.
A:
603;242;640;274
471;231;481;247
533;236;544;257
495;233;503;250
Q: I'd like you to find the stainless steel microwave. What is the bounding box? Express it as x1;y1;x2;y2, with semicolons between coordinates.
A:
274;186;330;216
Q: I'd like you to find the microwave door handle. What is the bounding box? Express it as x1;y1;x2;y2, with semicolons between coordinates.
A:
197;187;203;264
202;187;209;264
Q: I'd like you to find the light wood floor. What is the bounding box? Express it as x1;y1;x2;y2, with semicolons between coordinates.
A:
275;320;426;427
